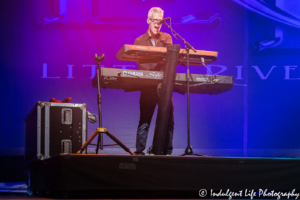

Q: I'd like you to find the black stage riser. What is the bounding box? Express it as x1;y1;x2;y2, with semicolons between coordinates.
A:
27;154;300;197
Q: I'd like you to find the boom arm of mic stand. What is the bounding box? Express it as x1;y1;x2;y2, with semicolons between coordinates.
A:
163;21;197;53
184;41;197;53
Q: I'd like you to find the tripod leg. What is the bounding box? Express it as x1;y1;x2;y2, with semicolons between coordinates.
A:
105;130;134;155
96;133;101;154
77;129;99;153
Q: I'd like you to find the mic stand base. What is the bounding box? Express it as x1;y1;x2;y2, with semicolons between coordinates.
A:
78;128;134;155
180;145;206;156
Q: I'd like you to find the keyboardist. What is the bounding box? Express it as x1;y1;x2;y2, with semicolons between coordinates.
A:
133;7;174;155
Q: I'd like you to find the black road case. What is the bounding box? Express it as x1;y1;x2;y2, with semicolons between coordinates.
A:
25;102;87;163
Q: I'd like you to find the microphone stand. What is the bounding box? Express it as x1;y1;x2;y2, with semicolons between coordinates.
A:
77;54;134;155
163;21;205;156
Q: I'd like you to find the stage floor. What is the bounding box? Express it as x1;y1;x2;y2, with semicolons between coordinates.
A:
23;154;300;198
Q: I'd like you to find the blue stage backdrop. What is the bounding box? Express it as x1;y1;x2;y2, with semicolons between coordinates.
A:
0;0;299;157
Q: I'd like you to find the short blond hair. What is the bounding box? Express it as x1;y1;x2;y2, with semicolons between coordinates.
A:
148;7;164;19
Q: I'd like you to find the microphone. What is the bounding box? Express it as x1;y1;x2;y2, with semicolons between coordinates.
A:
157;17;170;25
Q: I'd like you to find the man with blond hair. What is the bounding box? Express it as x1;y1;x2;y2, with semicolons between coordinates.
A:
134;7;174;155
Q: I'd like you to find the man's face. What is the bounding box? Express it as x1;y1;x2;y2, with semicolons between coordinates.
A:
147;13;163;36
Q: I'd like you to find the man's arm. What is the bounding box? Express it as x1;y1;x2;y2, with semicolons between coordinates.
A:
134;37;145;69
134;38;139;45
